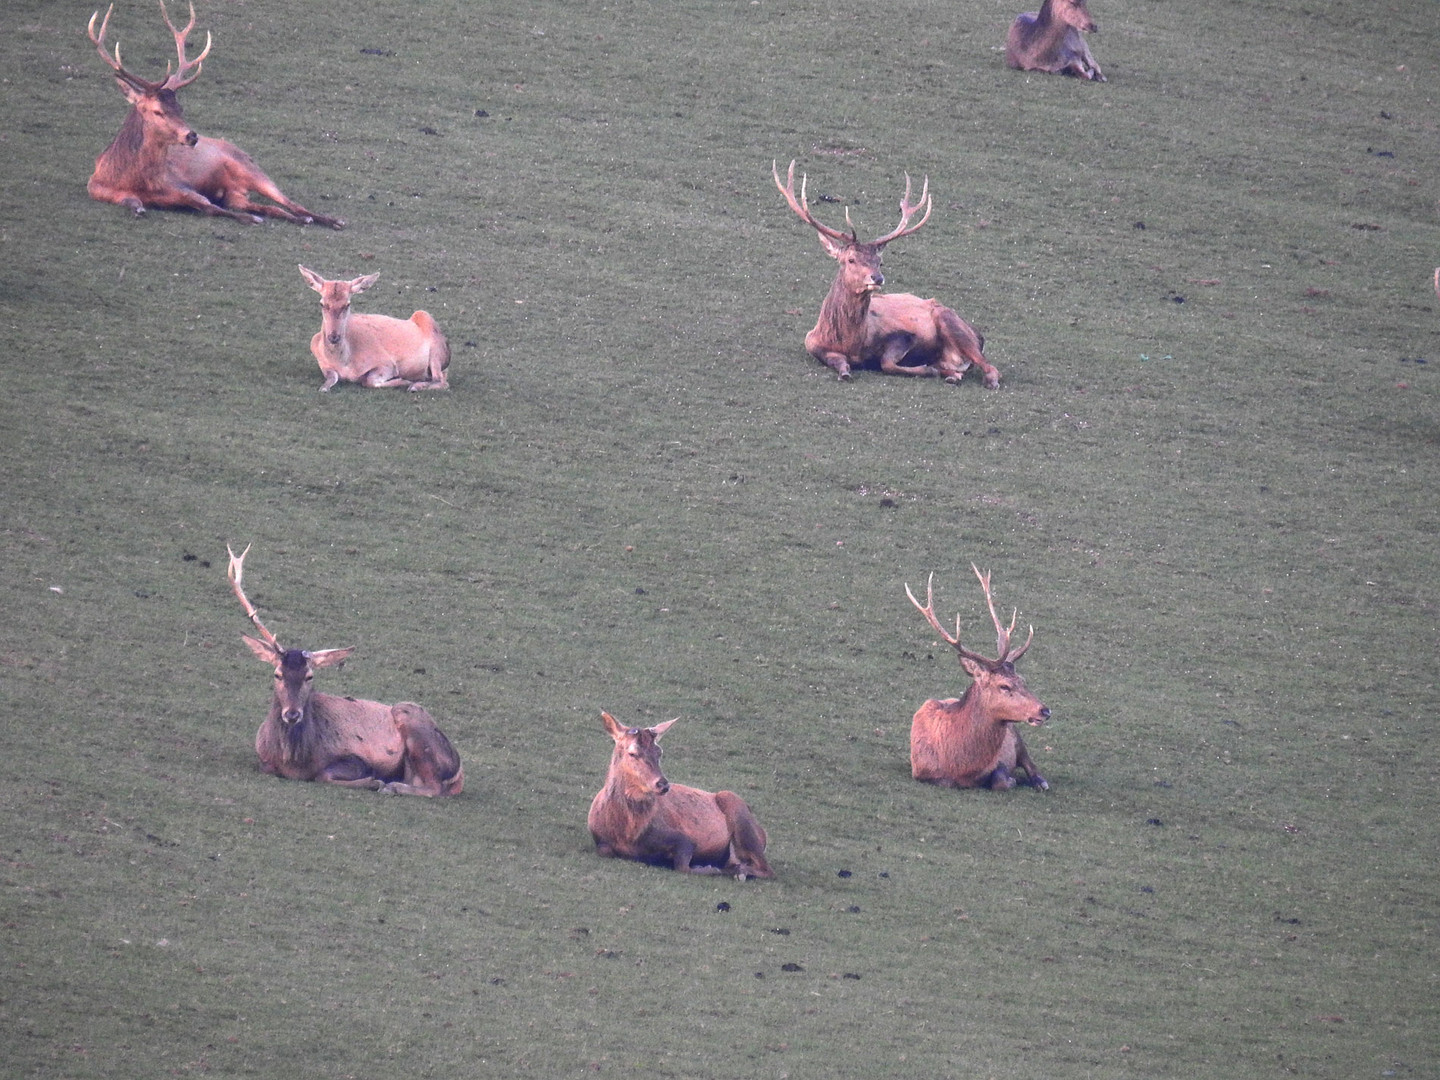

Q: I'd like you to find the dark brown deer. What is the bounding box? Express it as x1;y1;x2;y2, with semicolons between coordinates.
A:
905;568;1051;790
298;266;450;391
773;160;999;387
1005;0;1106;82
87;3;344;227
587;712;772;879
227;545;462;796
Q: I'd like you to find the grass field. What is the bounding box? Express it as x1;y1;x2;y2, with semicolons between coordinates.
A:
2;0;1437;1077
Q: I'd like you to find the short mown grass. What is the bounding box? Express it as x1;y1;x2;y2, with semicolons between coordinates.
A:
1;0;1437;1077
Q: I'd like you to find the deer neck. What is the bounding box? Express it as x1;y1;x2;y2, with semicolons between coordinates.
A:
816;272;874;357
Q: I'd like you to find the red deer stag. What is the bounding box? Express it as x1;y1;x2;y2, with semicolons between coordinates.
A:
773;160;999;387
588;712;772;879
227;545;463;796
905;568;1051;790
298;266;451;391
1006;0;1106;82
87;2;344;227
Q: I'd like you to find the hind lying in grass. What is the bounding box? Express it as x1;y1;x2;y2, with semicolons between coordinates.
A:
227;545;463;796
588;712;772;878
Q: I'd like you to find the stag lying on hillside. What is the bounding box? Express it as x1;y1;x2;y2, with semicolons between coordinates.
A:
87;2;343;226
227;545;462;796
773;161;999;387
298;266;450;391
905;568;1051;790
1005;0;1106;82
588;712;772;879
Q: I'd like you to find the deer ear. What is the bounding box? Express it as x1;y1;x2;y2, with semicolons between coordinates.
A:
305;646;355;669
816;231;847;260
116;77;145;104
241;633;281;666
298;265;325;293
650;718;679;739
599;714;627;743
349;273;381;294
959;654;990;680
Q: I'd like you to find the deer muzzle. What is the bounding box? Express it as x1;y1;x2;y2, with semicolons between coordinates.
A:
326;333;343;346
654;776;671;795
1028;706;1052;726
280;707;304;725
183;129;199;147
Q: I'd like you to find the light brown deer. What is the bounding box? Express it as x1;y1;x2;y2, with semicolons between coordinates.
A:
588;712;772;879
1006;0;1106;82
773;160;999;387
227;545;463;796
298;266;451;391
87;3;344;226
905;568;1051;790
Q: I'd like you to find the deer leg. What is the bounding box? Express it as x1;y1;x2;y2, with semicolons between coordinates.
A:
383;704;464;797
316;754;386;790
877;335;941;377
1012;731;1050;791
813;350;854;380
987;764;1019;790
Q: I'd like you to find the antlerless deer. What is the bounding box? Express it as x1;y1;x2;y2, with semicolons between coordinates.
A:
1006;0;1106;82
299;267;450;391
906;568;1051;790
86;2;343;226
773;160;999;386
227;546;463;796
588;712;772;879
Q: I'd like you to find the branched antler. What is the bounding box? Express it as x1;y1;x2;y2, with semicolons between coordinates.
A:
88;2;210;93
773;159;854;243
871;173;932;246
905;567;1033;668
227;543;283;651
158;1;210;90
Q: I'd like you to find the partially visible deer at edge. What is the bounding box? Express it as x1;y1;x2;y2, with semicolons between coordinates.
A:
588;712;773;879
86;2;344;226
227;545;463;796
773;160;1000;387
299;266;451;391
1006;0;1106;82
906;568;1051;790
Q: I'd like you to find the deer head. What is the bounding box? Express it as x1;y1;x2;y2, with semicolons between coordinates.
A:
299;266;381;347
228;544;354;726
773;159;932;297
602;711;677;799
906;567;1049;726
89;2;211;146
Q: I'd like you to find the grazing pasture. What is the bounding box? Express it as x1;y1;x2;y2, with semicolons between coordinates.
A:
1;0;1436;1077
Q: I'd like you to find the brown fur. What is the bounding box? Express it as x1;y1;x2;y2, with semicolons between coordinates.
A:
1006;0;1106;82
587;712;772;879
299;267;450;391
228;546;462;797
86;3;344;226
774;161;999;387
906;569;1051;790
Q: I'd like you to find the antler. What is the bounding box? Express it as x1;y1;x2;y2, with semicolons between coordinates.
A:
905;568;1033;668
227;544;283;652
89;4;164;92
773;159;854;244
871;173;932;247
158;1;210;91
969;563;1033;663
88;2;210;93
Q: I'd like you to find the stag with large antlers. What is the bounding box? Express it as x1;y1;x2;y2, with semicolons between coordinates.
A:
227;545;462;796
86;3;343;226
905;568;1051;790
773;160;999;386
